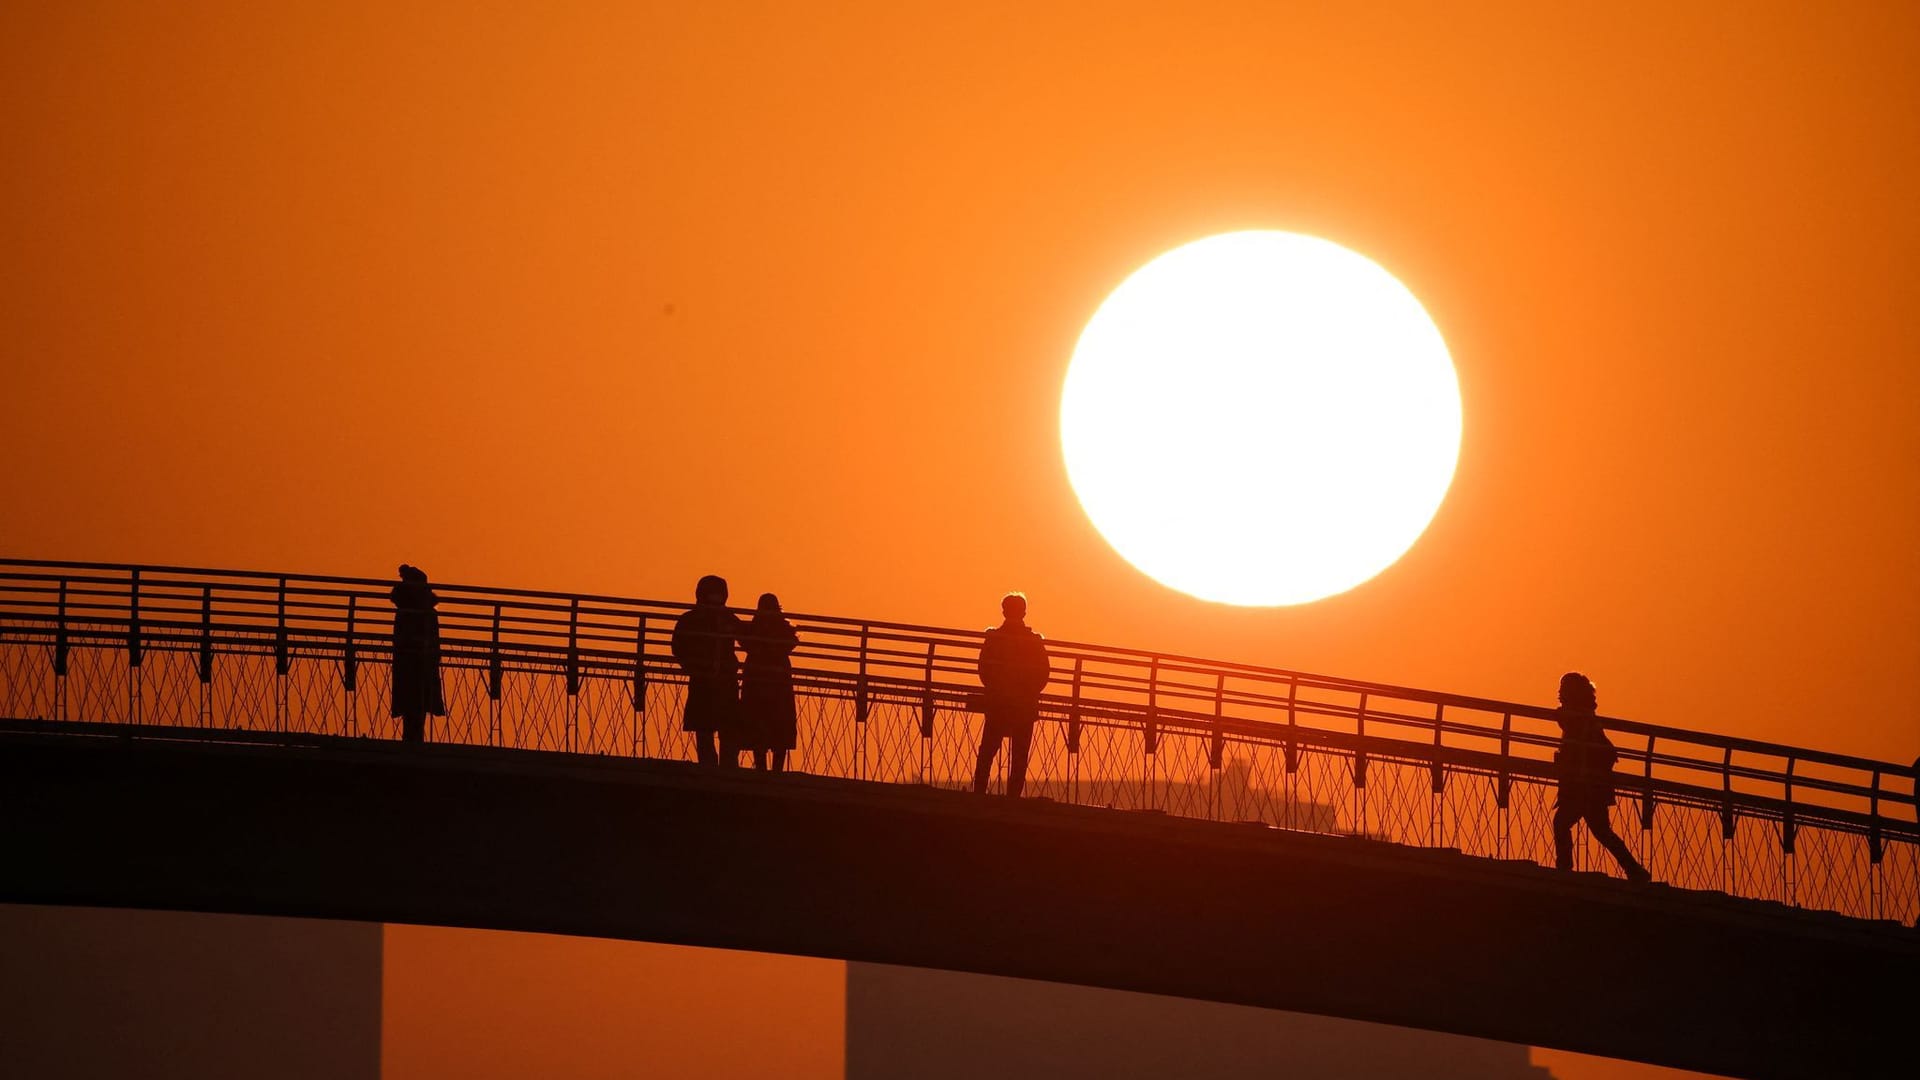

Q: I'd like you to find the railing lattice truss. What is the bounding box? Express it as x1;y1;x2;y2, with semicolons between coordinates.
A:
2;559;1915;924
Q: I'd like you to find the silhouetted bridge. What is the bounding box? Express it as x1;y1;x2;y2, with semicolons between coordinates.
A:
1;560;1914;1077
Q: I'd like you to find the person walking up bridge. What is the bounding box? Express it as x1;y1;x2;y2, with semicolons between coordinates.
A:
1553;672;1651;883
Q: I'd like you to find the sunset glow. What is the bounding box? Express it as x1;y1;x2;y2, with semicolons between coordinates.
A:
1060;231;1463;606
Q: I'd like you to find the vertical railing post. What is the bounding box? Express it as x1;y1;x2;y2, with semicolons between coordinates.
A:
1720;746;1736;893
565;598;580;754
198;586;214;727
197;586;214;682
126;568;142;665
274;578;289;732
1352;692;1369;838
564;599;581;694
1639;735;1658;829
343;594;358;736
1067;657;1083;805
1283;678;1300;831
1144;657;1160;810
487;604;504;748
127;568;143;725
1639;734;1658;879
1429;703;1446;847
919;642;936;786
1495;712;1512;859
1209;673;1226;821
1780;756;1798;907
1868;769;1885;920
632;614;647;759
855;624;870;781
52;578;69;720
274;578;290;673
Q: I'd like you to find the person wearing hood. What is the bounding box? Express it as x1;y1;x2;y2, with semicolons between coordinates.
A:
740;593;799;772
671;574;745;766
390;564;445;743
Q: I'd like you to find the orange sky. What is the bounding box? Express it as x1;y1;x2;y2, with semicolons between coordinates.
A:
1;5;1912;1076
3;2;1915;762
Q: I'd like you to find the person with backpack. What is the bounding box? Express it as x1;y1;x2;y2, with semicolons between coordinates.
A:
972;592;1051;798
1552;672;1651;883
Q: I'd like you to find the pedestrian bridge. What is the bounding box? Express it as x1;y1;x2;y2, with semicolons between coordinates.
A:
1;560;1914;1077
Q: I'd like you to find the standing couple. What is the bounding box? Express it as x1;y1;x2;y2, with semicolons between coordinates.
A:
671;574;799;770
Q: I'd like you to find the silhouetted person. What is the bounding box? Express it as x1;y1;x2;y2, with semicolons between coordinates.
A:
972;592;1051;798
1552;672;1650;883
389;564;444;743
740;593;799;772
672;574;744;767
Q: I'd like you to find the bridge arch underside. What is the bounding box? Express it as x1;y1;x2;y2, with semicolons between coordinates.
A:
1;727;1910;1080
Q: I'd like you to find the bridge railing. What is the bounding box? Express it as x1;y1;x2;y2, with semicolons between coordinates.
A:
1;558;1914;924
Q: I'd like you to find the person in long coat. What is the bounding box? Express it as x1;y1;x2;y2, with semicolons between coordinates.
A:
671;574;744;766
389;564;445;743
1552;672;1650;882
972;592;1051;798
740;593;799;772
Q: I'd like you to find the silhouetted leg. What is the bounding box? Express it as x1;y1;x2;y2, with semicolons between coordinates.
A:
1552;802;1580;870
1006;722;1034;798
694;730;719;766
973;722;1001;794
750;749;769;770
1587;809;1650;882
402;712;425;744
771;751;787;773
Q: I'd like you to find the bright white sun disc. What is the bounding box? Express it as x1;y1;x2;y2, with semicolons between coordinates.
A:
1060;231;1462;606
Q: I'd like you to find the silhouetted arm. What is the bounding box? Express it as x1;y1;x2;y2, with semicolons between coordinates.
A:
977;632;1002;691
1023;637;1051;697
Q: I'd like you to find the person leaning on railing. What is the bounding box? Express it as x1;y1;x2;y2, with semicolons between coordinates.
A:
389;564;446;743
1552;672;1650;883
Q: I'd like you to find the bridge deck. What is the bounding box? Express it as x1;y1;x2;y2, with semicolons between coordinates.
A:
1;720;1911;1079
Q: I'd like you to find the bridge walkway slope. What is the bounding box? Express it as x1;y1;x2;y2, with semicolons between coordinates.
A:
0;721;1911;1080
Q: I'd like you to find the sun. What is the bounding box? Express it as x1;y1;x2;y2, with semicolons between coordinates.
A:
1060;231;1462;606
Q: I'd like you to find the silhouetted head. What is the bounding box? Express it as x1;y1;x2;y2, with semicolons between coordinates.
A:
1001;592;1028;621
398;564;428;584
757;593;781;614
694;574;728;605
1559;672;1598;714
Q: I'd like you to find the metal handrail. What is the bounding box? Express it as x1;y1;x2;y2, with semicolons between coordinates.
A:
1;559;1915;850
